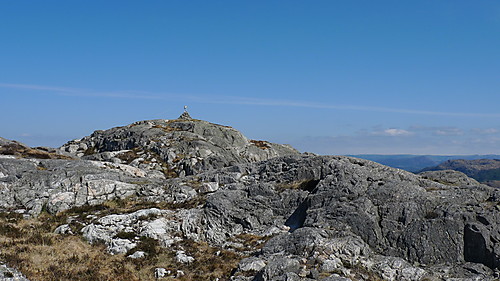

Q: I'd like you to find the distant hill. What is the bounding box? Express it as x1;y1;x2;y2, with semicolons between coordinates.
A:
420;158;500;188
350;154;500;172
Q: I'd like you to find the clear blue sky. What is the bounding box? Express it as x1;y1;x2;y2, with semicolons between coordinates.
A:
1;0;499;155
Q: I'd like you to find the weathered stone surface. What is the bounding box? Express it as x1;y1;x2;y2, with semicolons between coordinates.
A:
0;263;30;281
237;257;267;272
127;251;146;259
419;169;482;186
2;119;500;280
255;256;301;281
321;275;351;281
175;250;195;264
54;224;73;235
179;155;500;280
154;268;169;278
81;208;180;254
59;119;299;177
0;158;145;215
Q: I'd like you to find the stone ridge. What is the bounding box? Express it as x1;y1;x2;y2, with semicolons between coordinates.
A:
59;118;299;178
2;119;500;280
0;157;144;216
0;137;72;160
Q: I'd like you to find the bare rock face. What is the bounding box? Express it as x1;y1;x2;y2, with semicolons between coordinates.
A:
188;155;500;280
0;263;29;281
81;208;177;254
419;169;483;186
0;158;144;216
2;119;500;280
59;118;299;178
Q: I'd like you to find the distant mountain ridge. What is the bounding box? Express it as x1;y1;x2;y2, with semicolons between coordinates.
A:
420;158;500;188
350;154;500;172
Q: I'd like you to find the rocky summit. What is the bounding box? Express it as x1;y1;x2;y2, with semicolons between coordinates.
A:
1;115;500;281
59;117;299;177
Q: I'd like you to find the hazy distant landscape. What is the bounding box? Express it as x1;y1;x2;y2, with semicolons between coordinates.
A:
353;154;500;188
352;154;500;172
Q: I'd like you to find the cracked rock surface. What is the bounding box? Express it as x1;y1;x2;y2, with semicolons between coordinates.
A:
1;118;500;280
59;118;299;177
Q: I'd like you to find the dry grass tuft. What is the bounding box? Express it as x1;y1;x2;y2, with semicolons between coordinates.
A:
0;197;240;281
277;179;320;193
424;185;448;192
0;143;73;160
230;233;270;251
164;239;243;281
0;216;138;281
83;146;97;156
346;263;384;281
152;124;183;132
115;149;141;164
250;140;270;150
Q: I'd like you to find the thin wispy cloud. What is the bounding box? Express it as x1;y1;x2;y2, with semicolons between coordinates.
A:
471;128;500;135
223;98;500;118
0;83;80;93
372;128;414;137
2;82;500;118
434;128;464;136
0;82;193;101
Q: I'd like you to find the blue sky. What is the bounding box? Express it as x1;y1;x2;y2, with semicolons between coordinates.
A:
1;0;499;155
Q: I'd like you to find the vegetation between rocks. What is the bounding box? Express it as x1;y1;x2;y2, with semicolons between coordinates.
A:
0;199;241;281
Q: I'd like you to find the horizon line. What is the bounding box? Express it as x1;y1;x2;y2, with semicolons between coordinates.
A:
2;82;500;118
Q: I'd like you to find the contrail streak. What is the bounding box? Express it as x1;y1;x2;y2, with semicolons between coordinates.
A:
1;82;499;118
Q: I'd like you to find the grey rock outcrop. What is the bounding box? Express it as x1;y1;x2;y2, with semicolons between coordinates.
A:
69;153;498;280
419;169;482;186
81;208;178;254
59;118;299;177
0;263;29;281
2;118;500;280
163;155;500;280
0;158;144;215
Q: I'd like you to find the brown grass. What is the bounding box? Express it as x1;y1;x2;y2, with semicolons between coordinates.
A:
0;199;242;281
344;263;383;281
250;140;270;150
64;197;206;221
152;124;182;132
0;143;73;160
83;146;97;156
229;233;270;251
115;149;141;164
155;239;243;281
0;214;139;281
424;186;448;192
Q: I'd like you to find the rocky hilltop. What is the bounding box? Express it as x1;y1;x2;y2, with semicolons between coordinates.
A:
1;115;500;281
59;114;299;178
